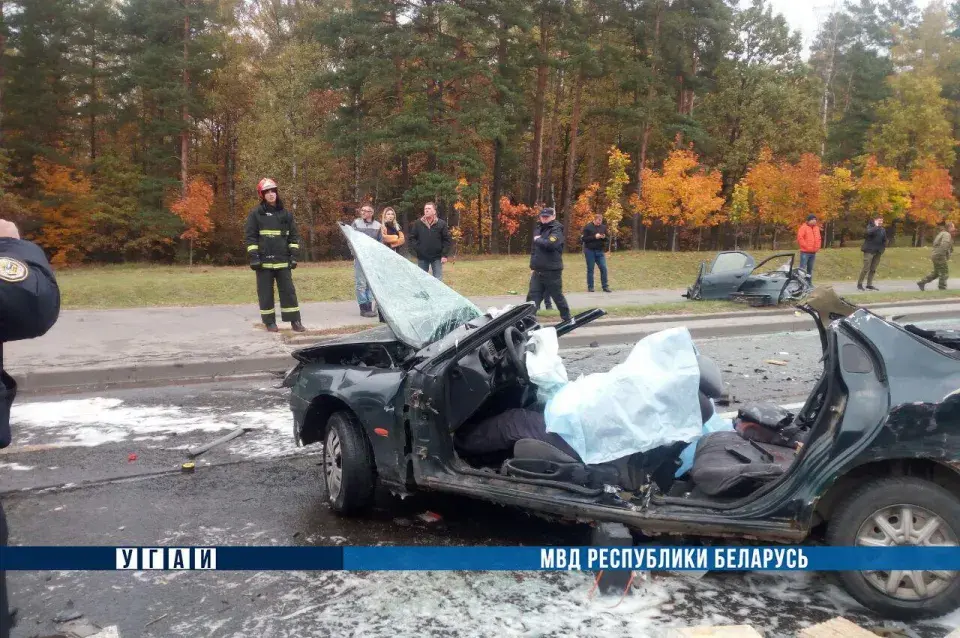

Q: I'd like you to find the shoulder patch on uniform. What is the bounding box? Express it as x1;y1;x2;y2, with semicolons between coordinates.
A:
0;257;28;282
549;236;557;242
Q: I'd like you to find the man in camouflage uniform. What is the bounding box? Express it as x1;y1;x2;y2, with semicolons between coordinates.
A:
918;221;955;291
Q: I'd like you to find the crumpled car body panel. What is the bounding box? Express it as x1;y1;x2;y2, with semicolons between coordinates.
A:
684;251;812;307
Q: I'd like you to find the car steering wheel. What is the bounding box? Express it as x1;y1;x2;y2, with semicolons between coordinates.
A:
503;326;529;384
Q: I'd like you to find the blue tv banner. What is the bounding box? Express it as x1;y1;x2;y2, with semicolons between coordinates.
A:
2;546;960;571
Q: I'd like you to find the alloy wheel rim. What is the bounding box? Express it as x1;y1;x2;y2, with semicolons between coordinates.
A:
856;504;958;600
324;428;343;500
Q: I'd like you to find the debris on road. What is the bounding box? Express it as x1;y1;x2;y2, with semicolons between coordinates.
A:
798;617;881;637
417;511;443;524
89;627;121;638
53;610;83;623
764;359;789;366
181;462;195;474
144;613;169;628
187;427;254;458
56;616;104;638
126;453;137;463
664;626;763;637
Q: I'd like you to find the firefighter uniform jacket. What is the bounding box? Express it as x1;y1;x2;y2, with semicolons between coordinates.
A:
244;202;301;269
0;238;60;448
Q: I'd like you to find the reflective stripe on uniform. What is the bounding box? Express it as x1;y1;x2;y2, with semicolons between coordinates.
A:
260;309;276;315
260;230;283;236
261;263;289;269
281;306;300;313
247;245;259;252
288;243;299;249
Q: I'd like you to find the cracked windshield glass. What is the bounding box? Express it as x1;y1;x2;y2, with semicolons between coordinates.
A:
340;223;482;349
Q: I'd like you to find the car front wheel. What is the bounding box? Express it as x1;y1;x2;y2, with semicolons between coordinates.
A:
828;476;960;620
322;411;376;515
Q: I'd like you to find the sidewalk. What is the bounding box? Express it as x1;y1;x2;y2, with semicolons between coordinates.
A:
6;278;959;391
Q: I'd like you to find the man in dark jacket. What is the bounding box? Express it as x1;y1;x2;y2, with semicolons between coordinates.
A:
526;208;571;323
581;212;611;293
245;178;305;332
0;219;60;638
857;216;886;291
407;202;452;280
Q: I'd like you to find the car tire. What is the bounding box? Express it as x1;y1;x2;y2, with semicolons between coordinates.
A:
322;410;376;515
827;476;960;620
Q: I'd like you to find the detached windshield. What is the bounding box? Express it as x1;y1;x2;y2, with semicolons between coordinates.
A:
340;222;483;349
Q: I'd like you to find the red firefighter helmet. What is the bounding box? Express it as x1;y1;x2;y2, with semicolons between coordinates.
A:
257;178;278;199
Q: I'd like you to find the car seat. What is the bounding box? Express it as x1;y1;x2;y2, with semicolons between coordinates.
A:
506;354;725;492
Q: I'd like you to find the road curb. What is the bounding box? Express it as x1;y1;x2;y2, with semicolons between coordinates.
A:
14;303;958;393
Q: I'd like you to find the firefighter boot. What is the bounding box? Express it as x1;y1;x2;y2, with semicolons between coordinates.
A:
265;323;279;333
291;321;306;332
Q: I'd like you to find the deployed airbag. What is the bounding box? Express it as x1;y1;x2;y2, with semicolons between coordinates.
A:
544;327;702;465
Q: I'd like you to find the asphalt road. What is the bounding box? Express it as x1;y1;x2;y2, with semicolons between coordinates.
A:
2;324;959;638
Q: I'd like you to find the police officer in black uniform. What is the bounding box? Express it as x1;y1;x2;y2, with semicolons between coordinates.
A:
245;178;306;333
0;218;60;638
527;207;572;323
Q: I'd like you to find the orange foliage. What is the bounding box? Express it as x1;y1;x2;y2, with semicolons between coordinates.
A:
170;178;215;242
853;156;911;222
497;197;532;238
639;150;724;229
744;149;825;229
571;183;601;249
908;159;956;227
32;159;96;266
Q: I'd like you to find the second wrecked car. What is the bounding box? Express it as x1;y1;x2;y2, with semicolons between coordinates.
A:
684;250;812;306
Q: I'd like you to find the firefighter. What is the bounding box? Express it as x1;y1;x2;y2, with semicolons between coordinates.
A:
245;178;306;332
0;219;61;638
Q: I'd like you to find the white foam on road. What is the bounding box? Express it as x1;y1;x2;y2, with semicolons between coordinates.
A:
9;398;297;457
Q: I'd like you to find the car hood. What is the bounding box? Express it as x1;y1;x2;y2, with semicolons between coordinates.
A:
339;222;483;350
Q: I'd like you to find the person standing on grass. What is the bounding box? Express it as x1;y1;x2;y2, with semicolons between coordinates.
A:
526;207;572;323
245;178;306;333
918;221;955;291
408;202;451;280
351;203;381;318
0;219;61;638
582;212;612;293
857;216;886;291
381;207;405;253
796;214;822;283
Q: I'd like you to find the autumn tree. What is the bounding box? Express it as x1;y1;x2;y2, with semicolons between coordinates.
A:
852;155;911;224
497;196;532;254
170;177;214;265
602;146;630;249
866;71;956;172
32;158;96;265
570;183;601;250
909;159;956;243
640;149;724;252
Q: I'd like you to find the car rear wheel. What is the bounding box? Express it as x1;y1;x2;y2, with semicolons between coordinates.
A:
827;477;960;620
322;411;376;515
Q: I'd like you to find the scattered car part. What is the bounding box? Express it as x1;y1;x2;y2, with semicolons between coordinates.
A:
683;251;812;306
187;427;254;458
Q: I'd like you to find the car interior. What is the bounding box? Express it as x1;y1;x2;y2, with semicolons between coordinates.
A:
446;310;833;508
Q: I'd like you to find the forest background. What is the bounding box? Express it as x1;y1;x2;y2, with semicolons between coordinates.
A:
2;0;959;267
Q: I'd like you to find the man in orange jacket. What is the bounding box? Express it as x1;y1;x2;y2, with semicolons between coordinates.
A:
797;214;822;283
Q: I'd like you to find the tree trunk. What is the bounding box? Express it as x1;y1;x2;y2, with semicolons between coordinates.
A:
528;13;549;206
633;2;662;249
490;138;503;253
697;227;703;252
89;23;97;163
561;69;585;231
477;183;484;254
188;239;194;266
820;12;839;158
181;0;190;195
542;68;564;205
671;225;677;252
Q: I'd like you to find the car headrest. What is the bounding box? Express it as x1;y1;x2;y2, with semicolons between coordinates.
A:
697;354;723;399
699;391;715;424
